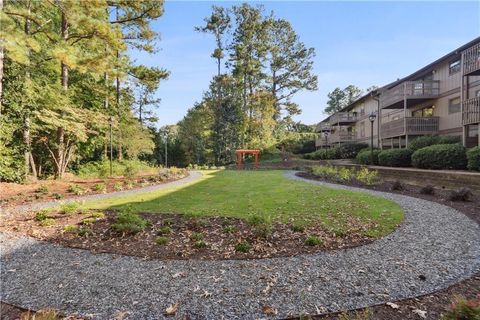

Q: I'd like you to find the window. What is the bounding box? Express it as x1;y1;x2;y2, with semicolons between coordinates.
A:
448;97;461;114
359;103;365;116
449;60;461;75
412;106;434;117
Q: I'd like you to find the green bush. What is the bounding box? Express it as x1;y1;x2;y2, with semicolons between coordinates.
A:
442;295;480;320
111;209;149;234
77;160;156;179
60;202;80;215
304;148;340;160
155;236;169;245
467;146;480;171
356;167;379;185
355;149;381;165
412;144;467;170
378;149;413;167
305;235;322;246
235;241;252;253
409;135;461;152
338;143;369;159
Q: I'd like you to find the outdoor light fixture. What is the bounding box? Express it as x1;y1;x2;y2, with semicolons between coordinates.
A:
368;112;377;164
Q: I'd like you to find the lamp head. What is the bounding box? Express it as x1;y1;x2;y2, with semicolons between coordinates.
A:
368;112;377;122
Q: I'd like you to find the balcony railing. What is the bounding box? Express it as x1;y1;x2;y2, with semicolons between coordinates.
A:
329;131;356;144
315;122;331;133
380;80;440;109
329;112;357;125
462;42;480;76
463;97;480;125
381;117;440;139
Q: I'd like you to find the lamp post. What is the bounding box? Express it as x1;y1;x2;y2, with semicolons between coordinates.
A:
109;116;113;176
163;131;168;168
322;130;330;147
368;112;377;165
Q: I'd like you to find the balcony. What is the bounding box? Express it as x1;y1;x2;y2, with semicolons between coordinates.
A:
381;117;440;139
463;97;480;125
462;42;480;76
315;122;331;133
329;131;356;144
329;112;357;126
380;80;440;109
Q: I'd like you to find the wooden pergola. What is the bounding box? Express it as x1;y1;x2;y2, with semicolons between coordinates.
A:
235;149;260;169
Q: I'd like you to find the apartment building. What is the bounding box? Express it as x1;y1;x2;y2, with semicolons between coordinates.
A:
316;37;480;149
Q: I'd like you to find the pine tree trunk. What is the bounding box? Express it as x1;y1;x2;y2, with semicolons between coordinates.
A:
0;0;4;116
57;10;68;179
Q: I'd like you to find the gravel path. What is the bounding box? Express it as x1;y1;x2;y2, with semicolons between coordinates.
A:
1;171;479;319
0;171;202;217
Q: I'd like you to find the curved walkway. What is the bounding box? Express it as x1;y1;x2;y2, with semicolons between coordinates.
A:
1;171;479;319
0;171;202;217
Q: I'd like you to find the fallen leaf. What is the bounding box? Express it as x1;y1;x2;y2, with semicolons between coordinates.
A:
115;310;129;320
386;302;399;309
165;303;178;316
412;308;427;319
201;290;212;298
262;305;277;315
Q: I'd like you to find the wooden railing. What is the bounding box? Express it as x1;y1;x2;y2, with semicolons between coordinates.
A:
463;97;480;125
463;42;480;75
315;122;331;133
381;80;440;108
329;112;357;125
329;131;356;144
381;117;439;138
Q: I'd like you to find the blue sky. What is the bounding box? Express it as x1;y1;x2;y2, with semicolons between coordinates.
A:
132;1;480;127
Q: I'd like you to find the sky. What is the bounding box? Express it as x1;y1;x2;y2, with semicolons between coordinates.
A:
131;1;480;127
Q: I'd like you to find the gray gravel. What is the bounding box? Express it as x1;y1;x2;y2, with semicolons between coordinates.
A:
0;171;202;218
1;170;479;319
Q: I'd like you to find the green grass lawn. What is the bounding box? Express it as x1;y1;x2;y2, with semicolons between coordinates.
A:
86;170;404;238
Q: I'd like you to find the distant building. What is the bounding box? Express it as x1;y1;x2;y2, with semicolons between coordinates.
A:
316;37;480;149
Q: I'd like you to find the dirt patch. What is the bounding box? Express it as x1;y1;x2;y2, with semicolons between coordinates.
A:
0;171;188;208
0;209;379;261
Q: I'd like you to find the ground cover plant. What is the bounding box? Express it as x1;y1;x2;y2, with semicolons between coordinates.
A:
1;170;403;260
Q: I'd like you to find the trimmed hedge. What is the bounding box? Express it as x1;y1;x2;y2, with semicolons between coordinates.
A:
409;135;461;151
304;143;367;160
378;149;413;167
338;143;368;159
412;144;467;170
467;146;480;171
355;149;381;165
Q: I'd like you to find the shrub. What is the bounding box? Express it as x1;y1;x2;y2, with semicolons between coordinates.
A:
77;160;156;179
409;135;461;152
35;209;50;221
355;167;379;185
412;144;467;170
193;240;207;249
81;217;97;225
90;211;105;219
223;225;238;234
303;147;340;160
67;184;85;195
77;227;92;237
190;232;204;241
419;185;435;195
36;185;49;194
156;236;169;245
442;295;480;320
63;225;78;232
113;182;123;191
448;188;473;202
338;167;354;181
111;210;148;234
235;241;252;253
254;224;273;239
355;149;381;165
163;218;174;226
291;222;306;232
156;226;172;236
378;149;412;167
312;165;338;178
305;235;322;246
338;143;369;159
390;180;404;191
39;218;55;226
52;193;64;200
93;183;106;193
467;147;480;171
60;202;80;215
247;215;268;226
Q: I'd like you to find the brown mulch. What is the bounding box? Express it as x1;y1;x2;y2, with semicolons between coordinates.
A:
293;171;480;320
0;210;377;261
0;173;184;208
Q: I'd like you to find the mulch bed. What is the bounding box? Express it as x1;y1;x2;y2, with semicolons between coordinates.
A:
0;210;377;261
0;172;188;208
294;171;480;320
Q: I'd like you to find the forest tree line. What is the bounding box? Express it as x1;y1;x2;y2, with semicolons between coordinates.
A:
161;4;318;167
0;0;168;182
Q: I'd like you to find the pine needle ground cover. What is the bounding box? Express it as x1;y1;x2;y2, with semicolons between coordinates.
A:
3;170;404;260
